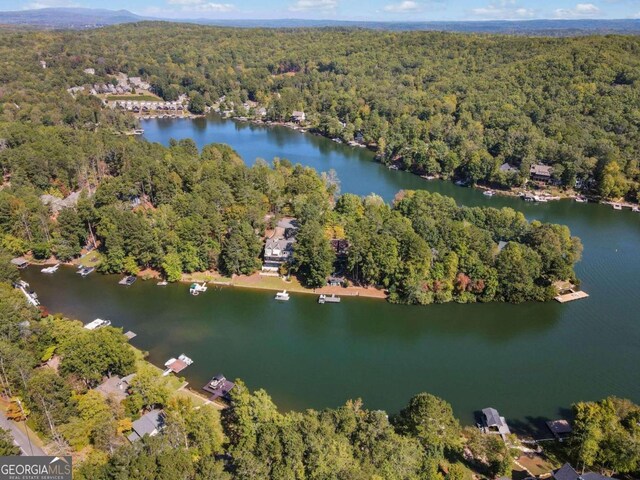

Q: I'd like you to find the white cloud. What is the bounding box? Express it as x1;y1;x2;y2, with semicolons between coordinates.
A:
164;0;236;13
289;0;338;12
554;3;601;18
384;1;421;13
24;0;81;8
469;1;535;19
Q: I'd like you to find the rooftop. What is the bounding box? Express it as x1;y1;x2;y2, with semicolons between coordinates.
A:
127;409;165;442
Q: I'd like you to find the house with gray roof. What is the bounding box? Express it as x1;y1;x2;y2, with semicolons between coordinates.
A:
127;409;165;442
553;463;616;480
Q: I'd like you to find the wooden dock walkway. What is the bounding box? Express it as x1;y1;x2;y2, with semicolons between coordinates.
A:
555;291;589;303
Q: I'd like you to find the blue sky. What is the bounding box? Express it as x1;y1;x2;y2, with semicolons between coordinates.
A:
4;0;640;21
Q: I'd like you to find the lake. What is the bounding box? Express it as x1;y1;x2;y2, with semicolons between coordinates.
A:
22;115;640;433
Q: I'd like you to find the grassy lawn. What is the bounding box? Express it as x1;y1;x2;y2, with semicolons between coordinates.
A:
73;249;101;268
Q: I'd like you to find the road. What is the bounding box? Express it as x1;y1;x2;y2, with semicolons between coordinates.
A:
0;414;45;456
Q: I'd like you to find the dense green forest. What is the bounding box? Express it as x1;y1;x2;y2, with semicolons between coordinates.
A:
0;24;639;199
0;123;581;303
0;256;638;478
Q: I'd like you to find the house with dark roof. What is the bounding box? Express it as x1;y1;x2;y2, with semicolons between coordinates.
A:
552;463;617;480
530;164;554;183
127;409;165;442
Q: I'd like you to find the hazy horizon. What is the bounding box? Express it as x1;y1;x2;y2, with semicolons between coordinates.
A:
3;0;640;23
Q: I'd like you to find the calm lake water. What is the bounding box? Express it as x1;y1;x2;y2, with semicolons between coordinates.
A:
22;115;640;433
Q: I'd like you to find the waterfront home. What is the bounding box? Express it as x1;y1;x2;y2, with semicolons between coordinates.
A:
127;409;165;442
552;463;616;480
480;407;510;440
262;218;298;273
291;111;306;123
529;164;553;183
499;162;519;174
11;257;29;269
95;373;136;402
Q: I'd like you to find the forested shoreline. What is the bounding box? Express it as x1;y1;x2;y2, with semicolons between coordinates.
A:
0;123;582;304
0;254;638;478
1;24;639;200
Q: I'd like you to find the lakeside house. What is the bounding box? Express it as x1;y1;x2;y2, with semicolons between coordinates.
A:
127;409;165;442
530;164;554;183
40;191;80;215
500;162;519;175
480;407;510;440
262;218;298;273
552;463;616;480
95;373;136;402
291;111;306;123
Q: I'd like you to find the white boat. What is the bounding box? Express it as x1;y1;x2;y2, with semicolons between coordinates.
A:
189;282;208;295
483;190;496;197
84;318;111;330
633;206;640;213
178;354;194;365
41;263;60;274
157;280;168;286
574;196;587;203
77;266;95;277
612;203;622;211
275;290;290;301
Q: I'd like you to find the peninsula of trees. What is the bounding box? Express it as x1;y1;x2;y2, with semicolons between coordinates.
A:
1;125;582;304
1;24;639;200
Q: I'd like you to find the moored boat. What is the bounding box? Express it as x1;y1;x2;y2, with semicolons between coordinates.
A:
275;290;290;301
190;282;208;296
483;190;496;197
41;263;60;274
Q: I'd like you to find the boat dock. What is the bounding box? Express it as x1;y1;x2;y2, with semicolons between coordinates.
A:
318;294;341;304
14;280;40;307
553;281;589;303
124;331;137;340
555;291;589;303
163;354;193;376
202;374;235;401
84;318;112;330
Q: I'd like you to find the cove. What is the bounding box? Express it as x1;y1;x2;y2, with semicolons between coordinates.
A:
23;115;640;433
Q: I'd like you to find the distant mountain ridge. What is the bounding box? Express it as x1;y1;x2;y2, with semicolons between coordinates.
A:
1;7;640;35
0;7;144;28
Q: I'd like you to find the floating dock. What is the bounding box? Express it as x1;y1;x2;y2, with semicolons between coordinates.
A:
163;354;193;375
124;331;137;340
318;294;341;304
555;291;589;303
203;374;235;401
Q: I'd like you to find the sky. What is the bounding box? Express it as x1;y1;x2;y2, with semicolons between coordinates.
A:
3;0;640;21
